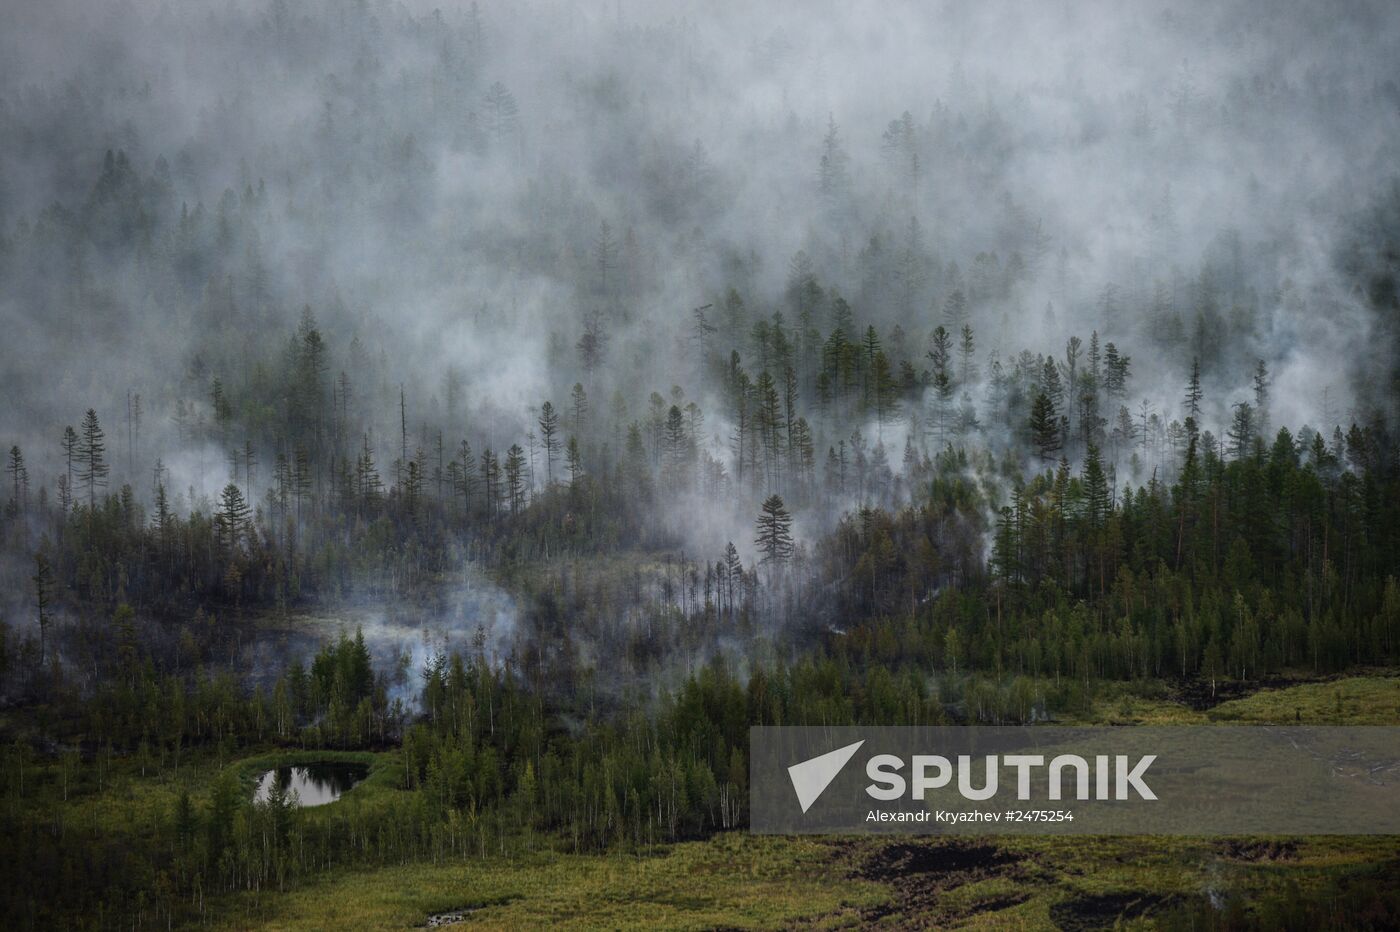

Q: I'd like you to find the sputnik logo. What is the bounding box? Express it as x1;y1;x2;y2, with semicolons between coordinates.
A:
787;739;865;813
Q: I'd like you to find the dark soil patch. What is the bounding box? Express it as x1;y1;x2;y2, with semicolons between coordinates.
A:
1050;891;1177;931
849;841;1031;926
858;841;1016;881
1220;839;1298;861
1168;674;1328;711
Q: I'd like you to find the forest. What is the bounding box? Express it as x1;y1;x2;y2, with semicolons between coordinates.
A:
1;0;1399;928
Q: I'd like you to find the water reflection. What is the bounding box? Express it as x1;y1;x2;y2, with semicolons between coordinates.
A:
253;762;367;807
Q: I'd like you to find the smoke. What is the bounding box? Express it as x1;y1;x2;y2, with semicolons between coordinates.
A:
1;0;1398;603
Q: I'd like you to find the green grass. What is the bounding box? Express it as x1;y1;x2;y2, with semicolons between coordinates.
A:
1210;675;1400;724
1064;672;1400;725
204;832;1400;930
210;834;889;930
14;673;1400;929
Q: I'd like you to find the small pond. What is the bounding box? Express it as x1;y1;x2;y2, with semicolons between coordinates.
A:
253;762;368;807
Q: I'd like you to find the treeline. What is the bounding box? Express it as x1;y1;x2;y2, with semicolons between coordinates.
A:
0;637;960;929
815;425;1399;685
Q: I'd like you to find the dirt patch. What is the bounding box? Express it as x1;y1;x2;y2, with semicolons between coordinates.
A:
850;841;1030;926
858;841;1016;881
1167;674;1333;711
1049;891;1177;931
1220;839;1298;861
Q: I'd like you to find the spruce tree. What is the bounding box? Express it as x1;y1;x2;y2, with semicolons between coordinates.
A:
538;401;559;484
504;444;526;514
1030;392;1062;461
216;482;251;552
77;408;109;508
755;494;794;565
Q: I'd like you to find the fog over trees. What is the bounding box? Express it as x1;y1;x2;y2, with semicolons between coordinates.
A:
1;1;1399;926
2;0;1398;708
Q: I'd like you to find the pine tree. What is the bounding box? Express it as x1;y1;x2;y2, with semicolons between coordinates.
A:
721;541;743;616
1041;356;1064;415
1185;356;1203;421
662;405;688;490
210;377;232;444
482;80;519;144
243;439;257;491
61;425;78;504
480;448;500;516
992;502;1019;582
356;435;383;511
578;311;608;375
293;446;311;524
1083;444;1110;528
77;408;109;508
927;326;954;445
452;440;478;512
755;494;794;565
1227;401;1255;460
399;458;422;519
817;113;849;204
1137;399;1156;459
1062;335;1081;436
1252;359;1270;435
1030;392;1062;461
504;444;526;514
152;482;173;545
565;436;583;487
538;401;559;484
959;324;978;385
6;446;28;516
790;416;815;495
943;289;968;329
754;372;784;485
216;482;251;552
861;325;882;406
625;423;649;499
1104;342;1131;401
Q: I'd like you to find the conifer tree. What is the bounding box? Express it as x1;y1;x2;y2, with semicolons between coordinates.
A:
538;401;559;485
1083;444;1110;528
77;408;109;508
570;383;589;434
755;494;794;565
1030;392;1062;461
6;446;28;516
1252;359;1270;435
1185;356;1203;421
216;482;251;552
566;436;583;487
504;444;526;514
480;448;500;516
61;425;78;503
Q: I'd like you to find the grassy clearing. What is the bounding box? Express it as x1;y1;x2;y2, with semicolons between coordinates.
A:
210;834;889;930
16;675;1400;929
207;832;1400;930
13;745;405;849
1209;675;1400;724
1063;672;1400;726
